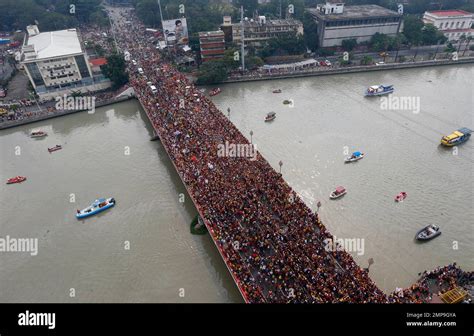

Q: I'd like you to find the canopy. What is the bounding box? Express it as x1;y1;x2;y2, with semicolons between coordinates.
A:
353;151;361;157
262;59;318;70
336;186;345;193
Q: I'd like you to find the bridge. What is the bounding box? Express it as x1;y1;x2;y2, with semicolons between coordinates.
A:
108;6;387;303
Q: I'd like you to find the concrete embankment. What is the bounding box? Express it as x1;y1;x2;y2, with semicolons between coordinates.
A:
0;95;134;130
222;57;474;84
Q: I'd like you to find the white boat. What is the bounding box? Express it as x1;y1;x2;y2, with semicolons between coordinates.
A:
364;84;394;97
345;151;365;163
330;186;346;199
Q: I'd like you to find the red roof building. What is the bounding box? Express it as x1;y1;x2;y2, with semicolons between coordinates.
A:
423;10;474;41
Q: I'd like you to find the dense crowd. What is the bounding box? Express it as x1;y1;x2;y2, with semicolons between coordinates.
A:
0;88;129;124
108;6;388;303
388;263;473;303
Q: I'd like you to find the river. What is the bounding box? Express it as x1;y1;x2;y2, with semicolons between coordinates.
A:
0;64;472;302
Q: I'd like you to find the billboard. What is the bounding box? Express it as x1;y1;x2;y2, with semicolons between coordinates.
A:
162;18;189;44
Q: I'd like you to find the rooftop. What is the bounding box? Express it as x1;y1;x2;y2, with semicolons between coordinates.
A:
199;31;225;38
425;10;473;17
89;58;107;67
308;5;400;20
23;29;83;61
233;18;302;27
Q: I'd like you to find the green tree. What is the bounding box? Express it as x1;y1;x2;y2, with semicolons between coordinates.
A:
342;38;357;51
260;32;305;58
360;55;373;65
421;24;447;45
101;54;129;90
403;15;424;46
303;11;318;51
196;60;228;84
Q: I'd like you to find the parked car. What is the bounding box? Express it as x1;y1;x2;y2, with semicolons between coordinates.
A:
375;62;386;66
150;85;157;94
137;67;144;75
132;60;137;66
324;60;332;66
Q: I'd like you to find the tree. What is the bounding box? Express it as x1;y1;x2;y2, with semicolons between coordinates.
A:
260;32;306;58
196;60;228;84
464;36;473;56
421;24;447;45
403;15;423;46
101;54;129;90
135;0;161;27
342;38;357;51
360;55;373;65
303;11;318;51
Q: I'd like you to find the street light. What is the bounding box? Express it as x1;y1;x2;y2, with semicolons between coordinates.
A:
250;130;253;143
279;160;283;173
364;258;374;273
316;201;322;213
227;107;230;119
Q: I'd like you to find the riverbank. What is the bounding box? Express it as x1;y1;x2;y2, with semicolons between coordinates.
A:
222;57;474;83
0;95;134;130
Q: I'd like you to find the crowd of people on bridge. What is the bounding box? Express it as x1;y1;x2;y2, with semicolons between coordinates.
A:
388;263;473;303
108;6;388;303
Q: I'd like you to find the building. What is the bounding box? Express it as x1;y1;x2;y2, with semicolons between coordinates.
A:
21;25;111;100
232;16;304;48
423;10;474;41
307;2;402;47
199;31;226;62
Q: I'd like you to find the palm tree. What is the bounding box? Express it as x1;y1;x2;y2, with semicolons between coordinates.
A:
457;34;466;53
463;36;473;57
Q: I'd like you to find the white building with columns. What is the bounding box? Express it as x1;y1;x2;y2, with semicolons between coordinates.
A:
423;10;474;41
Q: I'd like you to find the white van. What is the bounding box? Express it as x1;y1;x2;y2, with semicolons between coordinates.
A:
150;85;157;94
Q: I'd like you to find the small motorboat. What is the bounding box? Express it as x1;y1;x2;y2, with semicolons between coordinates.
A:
330;186;346;199
273;89;282;93
440;127;472;147
345;151;365;163
76;198;116;219
48;145;62;153
209;88;221;96
364;84;394;97
30;130;48;138
283;100;292;105
395;192;407;202
265;112;276;122
415;224;441;241
6;176;27;184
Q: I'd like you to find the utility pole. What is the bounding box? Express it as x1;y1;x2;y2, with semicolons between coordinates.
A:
157;0;167;45
240;6;245;72
279;0;282;19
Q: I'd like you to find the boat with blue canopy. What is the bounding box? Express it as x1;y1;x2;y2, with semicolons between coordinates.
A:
345;151;365;163
364;84;394;97
76;197;116;219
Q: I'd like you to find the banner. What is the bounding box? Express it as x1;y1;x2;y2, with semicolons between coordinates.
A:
162;18;189;44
